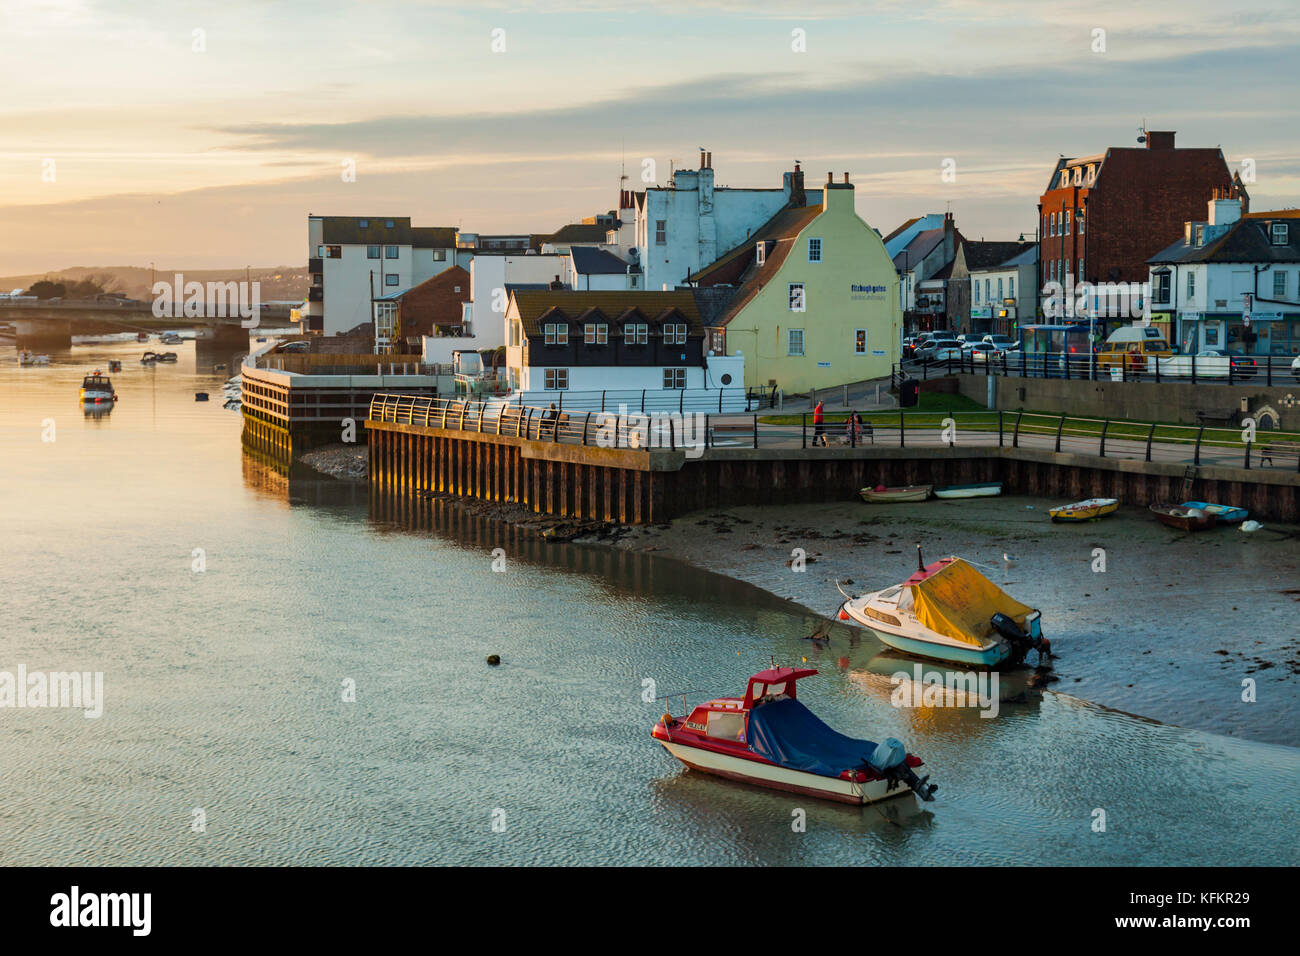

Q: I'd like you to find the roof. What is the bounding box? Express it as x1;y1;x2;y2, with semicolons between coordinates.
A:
319;216;412;245
545;223;612;245
570;246;630;275
691;205;823;326
1147;216;1300;266
689;204;820;285
892;227;944;270
882;217;920;244
963;240;1035;273
412;226;457;248
508;290;706;337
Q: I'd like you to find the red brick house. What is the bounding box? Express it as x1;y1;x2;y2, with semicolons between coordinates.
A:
374;265;470;352
1036;130;1248;327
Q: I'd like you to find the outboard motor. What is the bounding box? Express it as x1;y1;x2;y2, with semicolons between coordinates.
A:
867;738;938;802
991;612;1050;665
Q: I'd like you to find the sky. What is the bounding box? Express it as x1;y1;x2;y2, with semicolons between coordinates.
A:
1;0;1298;273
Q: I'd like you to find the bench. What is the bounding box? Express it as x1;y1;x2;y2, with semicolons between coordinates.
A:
1260;441;1300;468
708;422;753;446
1196;408;1242;427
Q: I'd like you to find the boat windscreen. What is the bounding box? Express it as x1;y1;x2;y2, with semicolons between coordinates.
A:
746;698;877;779
910;558;1033;647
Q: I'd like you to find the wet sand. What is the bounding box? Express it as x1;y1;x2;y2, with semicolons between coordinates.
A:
604;497;1300;747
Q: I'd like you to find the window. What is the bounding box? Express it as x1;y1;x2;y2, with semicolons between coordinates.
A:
985;278;991;301
755;241;766;266
385;245;399;259
655;220;667;245
974;281;981;304
544;368;568;390
312;274;322;286
323;245;342;258
624;322;648;345
385;274;399;287
1079;209;1086;233
997;278;1003;301
1064;209;1071;234
385;220;394;228
787;328;804;356
663;368;686;389
788;283;805;312
1274;270;1288;297
808;238;822;262
854;329;867;354
510;321;521;347
358;219;369;228
1078;258;1083;281
1272;222;1289;245
543;322;568;345
1050;212;1056;236
1153;272;1171;303
709;329;725;354
367;245;380;259
584;322;608;345
1008;276;1015;299
433;250;447;261
1195;226;1205;247
663;322;687;345
1059;171;1070;188
1187;272;1195;298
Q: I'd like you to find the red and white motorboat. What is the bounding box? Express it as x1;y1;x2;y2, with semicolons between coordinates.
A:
651;667;937;805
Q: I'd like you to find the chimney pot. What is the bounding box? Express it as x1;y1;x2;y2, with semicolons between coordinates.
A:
827;172;833;185
843;172;849;183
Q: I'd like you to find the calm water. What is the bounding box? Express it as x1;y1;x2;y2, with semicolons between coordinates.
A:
3;339;1298;865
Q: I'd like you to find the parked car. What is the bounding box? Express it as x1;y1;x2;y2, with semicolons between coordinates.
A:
1293;354;1300;380
901;336;920;359
1156;350;1255;379
982;334;1019;351
968;342;1002;363
275;340;311;354
915;335;961;363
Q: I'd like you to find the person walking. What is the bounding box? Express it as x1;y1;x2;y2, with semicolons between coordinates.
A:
813;399;827;447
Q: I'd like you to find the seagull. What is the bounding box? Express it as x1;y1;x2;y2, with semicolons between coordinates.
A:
1240;520;1263;533
1002;552;1017;565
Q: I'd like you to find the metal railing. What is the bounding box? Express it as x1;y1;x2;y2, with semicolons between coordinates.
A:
896;350;1300;387
489;386;775;414
368;394;1300;472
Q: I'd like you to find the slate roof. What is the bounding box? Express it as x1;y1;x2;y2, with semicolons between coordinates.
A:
570;246;630;275
892;228;944;270
320;216;412;245
1147;211;1300;265
412;226;457;248
546;223;613;245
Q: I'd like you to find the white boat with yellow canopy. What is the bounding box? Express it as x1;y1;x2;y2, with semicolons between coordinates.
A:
837;551;1049;668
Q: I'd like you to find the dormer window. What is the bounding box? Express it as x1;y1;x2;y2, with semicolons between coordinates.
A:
663;322;687;346
359;219;369;228
1086;165;1096;185
624;322;648;345
755;241;765;266
1072;167;1082;186
543;322;568;345
1058;171;1070;188
1272;222;1289;245
1195;226;1205;247
583;322;608;345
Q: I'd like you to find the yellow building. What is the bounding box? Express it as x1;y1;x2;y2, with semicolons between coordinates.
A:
693;172;901;394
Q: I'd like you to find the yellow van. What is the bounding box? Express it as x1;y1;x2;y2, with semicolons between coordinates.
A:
1095;326;1172;370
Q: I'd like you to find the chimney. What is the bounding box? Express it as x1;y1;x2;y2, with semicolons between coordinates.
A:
827;171;833;185
549;275;563;290
700;149;707;169
843;172;849;184
1145;130;1176;150
789;163;805;207
706;151;712;169
1208;195;1241;227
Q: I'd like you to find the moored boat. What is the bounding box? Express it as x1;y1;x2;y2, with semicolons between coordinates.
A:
934;481;1002;499
859;484;932;503
1181;501;1248;524
1149;502;1215;532
79;370;116;404
1049;497;1118;522
161;332;183;344
157;351;178;362
18;350;51;366
652;667;937;805
838;551;1049;668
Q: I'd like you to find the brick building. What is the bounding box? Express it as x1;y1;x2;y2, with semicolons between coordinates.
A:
1036;129;1247;330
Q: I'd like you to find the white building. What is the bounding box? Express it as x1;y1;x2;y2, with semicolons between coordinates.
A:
635;152;821;292
463;253;568;351
306;216;457;335
967;244;1038;336
1148;197;1300;356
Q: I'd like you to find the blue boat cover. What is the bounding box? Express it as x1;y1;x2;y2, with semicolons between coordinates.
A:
746;698;878;779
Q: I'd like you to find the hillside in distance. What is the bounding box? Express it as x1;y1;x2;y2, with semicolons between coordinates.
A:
0;265;308;301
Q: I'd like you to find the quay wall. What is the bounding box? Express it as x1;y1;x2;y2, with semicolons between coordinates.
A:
365;419;1300;523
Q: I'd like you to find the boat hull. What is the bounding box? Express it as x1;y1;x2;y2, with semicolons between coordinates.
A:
1181;501;1247;524
1050;498;1118;522
867;626;1010;668
656;738;911;806
859;484;932;503
934;482;1002;499
1150;503;1214;531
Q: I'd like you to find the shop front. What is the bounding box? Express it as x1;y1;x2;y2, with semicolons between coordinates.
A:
1179;310;1300;356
